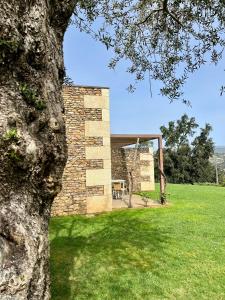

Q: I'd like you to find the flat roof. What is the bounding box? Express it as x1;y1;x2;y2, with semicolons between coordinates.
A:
111;134;162;147
63;84;109;89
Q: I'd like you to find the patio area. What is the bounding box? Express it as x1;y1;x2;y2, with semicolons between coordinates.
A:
112;194;162;209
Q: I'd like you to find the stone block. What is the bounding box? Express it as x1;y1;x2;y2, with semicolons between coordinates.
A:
86;146;111;160
104;184;112;196
102;109;110;121
85;121;110;137
103;137;111;146
86;169;111;186
101;88;110;98
141;181;155;191
84;95;109;109
140;153;152;161
140;165;151;176
86;195;112;214
103;159;111;169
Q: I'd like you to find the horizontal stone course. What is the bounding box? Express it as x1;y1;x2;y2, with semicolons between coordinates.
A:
85;137;103;147
85;108;102;121
86;186;104;196
86;159;104;169
63;85;102;96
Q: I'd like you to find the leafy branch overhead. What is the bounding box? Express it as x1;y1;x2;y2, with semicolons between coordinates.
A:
74;0;225;102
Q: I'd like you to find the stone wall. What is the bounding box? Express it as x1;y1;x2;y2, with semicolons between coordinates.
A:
51;85;155;216
51;86;112;216
111;147;155;192
84;88;112;214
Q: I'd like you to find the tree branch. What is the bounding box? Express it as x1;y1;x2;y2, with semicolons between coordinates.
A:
135;8;163;25
136;0;184;28
163;0;184;27
49;0;78;32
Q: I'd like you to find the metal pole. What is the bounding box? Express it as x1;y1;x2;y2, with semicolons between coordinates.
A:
158;136;165;200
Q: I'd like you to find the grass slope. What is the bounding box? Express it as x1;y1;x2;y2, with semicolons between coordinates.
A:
50;184;225;300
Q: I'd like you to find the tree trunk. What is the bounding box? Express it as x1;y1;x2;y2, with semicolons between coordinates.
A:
128;138;139;208
0;1;76;298
128;171;133;208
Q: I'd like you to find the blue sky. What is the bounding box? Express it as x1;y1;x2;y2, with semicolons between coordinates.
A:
64;25;225;147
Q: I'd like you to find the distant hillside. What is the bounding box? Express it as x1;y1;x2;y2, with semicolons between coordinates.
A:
215;146;225;154
211;146;225;171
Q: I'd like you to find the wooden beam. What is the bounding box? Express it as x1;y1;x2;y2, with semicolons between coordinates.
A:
158;136;165;203
111;134;162;148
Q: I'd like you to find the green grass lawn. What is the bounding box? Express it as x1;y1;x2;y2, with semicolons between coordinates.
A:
50;184;225;300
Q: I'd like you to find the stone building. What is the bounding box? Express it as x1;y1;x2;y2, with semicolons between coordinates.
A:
51;85;160;216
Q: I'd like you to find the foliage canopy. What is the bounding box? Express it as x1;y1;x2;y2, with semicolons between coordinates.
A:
74;0;225;102
156;114;215;184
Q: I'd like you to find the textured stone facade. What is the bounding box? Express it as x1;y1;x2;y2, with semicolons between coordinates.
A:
111;147;155;192
51;86;112;216
51;85;155;216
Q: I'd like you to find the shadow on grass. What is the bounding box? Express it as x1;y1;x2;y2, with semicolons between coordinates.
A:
50;212;171;300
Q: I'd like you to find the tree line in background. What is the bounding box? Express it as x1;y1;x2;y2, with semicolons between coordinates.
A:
155;114;223;185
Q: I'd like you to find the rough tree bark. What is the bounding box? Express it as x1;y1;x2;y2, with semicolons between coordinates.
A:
0;1;76;299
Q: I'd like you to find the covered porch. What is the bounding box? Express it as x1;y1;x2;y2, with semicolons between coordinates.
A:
110;134;165;206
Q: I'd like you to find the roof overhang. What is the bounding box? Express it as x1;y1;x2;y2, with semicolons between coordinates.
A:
111;134;162;148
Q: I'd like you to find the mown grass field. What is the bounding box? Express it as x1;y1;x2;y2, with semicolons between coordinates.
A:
50;184;225;300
